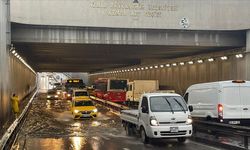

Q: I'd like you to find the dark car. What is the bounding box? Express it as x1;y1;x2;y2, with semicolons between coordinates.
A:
47;89;59;100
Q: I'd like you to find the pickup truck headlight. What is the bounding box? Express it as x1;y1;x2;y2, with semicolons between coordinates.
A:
55;95;58;98
186;115;192;124
92;109;98;113
74;110;80;113
150;116;158;126
47;95;51;98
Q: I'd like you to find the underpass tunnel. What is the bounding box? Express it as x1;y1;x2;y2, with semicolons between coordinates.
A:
89;47;246;95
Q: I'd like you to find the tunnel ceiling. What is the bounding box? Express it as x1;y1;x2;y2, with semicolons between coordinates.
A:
13;42;236;73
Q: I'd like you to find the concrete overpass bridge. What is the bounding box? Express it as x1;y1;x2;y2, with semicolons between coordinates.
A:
1;0;250;134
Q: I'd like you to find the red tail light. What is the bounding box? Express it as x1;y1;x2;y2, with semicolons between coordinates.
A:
218;104;223;120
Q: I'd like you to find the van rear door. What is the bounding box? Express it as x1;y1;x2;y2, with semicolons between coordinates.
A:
222;86;243;119
239;85;250;119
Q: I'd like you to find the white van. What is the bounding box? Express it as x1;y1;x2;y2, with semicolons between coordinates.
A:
184;80;250;125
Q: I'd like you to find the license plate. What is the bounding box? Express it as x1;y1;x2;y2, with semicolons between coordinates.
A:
170;127;179;133
229;121;240;124
82;114;90;117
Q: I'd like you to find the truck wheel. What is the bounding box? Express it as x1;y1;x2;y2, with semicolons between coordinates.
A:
140;127;149;144
177;137;186;143
125;123;132;136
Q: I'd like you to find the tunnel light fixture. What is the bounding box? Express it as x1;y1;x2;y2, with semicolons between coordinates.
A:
197;59;203;63
179;62;185;66
14;53;18;56
172;63;177;66
130;69;133;71
137;68;140;71
150;66;153;69
160;65;164;68
236;54;243;58
12;50;16;54
166;64;170;67
220;56;228;60
145;67;149;70
141;67;144;70
133;68;136;71
208;58;214;62
188;61;194;65
154;65;158;69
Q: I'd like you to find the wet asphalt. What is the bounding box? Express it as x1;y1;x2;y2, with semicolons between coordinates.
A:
12;93;224;150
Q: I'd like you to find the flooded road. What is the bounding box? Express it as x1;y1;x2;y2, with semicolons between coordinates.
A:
12;93;223;150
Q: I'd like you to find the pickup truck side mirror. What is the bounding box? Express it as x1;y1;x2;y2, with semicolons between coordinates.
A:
141;106;149;114
188;105;193;112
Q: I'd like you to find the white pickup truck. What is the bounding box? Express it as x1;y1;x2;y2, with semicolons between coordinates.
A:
121;93;193;144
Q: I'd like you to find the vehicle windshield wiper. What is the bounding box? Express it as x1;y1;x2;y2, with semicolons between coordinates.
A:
164;97;174;114
173;98;186;113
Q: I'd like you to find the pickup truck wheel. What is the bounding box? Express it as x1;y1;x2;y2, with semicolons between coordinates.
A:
177;137;186;143
140;127;149;144
125;123;132;136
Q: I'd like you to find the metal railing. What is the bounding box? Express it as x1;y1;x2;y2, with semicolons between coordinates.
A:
193;120;250;150
90;96;129;114
0;90;38;150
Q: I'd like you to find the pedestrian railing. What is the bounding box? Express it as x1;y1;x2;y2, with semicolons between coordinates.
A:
0;90;37;150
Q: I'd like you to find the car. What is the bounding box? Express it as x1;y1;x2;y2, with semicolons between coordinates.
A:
184;80;250;125
72;89;90;101
47;89;59;100
71;99;98;119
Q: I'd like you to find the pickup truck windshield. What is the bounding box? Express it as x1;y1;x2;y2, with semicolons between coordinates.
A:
150;96;188;112
75;101;94;107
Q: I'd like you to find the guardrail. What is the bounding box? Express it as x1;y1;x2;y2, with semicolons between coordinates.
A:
193;120;250;150
90;96;129;114
0;90;38;150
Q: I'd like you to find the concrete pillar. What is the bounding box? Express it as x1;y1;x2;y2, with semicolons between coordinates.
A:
245;30;250;80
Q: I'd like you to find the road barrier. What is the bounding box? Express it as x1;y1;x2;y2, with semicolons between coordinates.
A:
193;120;250;150
90;96;129;114
0;90;37;150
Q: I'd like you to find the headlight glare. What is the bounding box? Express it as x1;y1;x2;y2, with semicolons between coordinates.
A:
74;110;79;113
150;116;158;126
186;115;192;124
92;109;98;113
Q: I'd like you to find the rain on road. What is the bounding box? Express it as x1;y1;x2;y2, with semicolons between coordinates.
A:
12;93;223;150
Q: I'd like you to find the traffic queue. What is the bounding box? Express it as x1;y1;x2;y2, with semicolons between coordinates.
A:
46;78;250;144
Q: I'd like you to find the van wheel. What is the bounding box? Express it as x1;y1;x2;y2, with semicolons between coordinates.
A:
140;127;149;144
125;123;132;136
177;137;186;143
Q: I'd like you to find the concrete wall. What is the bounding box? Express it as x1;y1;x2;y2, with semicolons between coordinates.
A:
89;49;246;95
11;0;250;30
0;0;11;131
0;0;37;132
